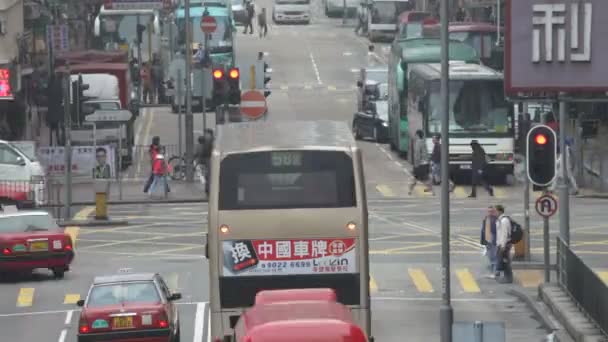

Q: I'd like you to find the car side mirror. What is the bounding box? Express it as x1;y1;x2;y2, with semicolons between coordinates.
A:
16;156;26;166
169;293;182;301
76;299;85;307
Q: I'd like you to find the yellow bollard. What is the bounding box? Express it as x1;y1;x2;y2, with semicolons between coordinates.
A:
94;180;110;220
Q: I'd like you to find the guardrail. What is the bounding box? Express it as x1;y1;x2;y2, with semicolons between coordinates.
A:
0;178;63;218
556;237;608;336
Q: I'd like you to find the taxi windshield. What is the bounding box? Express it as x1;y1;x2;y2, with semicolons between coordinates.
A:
0;214;58;233
87;282;161;307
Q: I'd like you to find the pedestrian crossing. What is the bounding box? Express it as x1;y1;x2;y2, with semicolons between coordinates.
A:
266;84;358;92
373;183;543;199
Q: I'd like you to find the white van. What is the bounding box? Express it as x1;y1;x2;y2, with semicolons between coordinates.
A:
272;0;311;24
0;141;46;205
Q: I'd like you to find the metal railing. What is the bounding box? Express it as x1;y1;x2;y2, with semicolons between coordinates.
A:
0;178;63;219
556;237;608;336
128;144;181;178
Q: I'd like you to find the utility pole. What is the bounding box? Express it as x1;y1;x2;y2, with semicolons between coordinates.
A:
523;103;531;261
558;97;570;245
184;0;194;182
439;0;453;339
136;14;142;102
342;0;347;25
63;66;72;219
202;11;209;132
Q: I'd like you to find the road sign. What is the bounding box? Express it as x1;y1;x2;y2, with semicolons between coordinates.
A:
46;25;69;53
200;16;217;33
535;194;558;218
86;110;133;122
104;0;164;10
240;90;267;119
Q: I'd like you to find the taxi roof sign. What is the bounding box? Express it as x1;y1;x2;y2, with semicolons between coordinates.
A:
86;110;133;122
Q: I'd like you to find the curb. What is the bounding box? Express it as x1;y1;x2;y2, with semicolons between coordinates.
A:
59;220;129;227
512;262;557;270
41;198;208;207
506;288;556;332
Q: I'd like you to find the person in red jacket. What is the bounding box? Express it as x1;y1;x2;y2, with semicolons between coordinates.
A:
143;136;161;193
149;154;170;196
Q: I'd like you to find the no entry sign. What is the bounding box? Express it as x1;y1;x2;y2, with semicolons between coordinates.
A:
241;90;267;119
200;16;217;33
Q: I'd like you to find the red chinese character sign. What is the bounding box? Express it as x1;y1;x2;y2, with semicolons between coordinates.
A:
0;69;13;99
222;238;357;276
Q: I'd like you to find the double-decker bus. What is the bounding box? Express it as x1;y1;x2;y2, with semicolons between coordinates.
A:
387;38;480;155
206;121;372;341
407;62;514;180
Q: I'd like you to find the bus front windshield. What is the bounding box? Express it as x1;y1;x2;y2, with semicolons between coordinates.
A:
427;80;511;136
219;151;356;210
177;16;233;53
99;14;157;59
371;2;413;24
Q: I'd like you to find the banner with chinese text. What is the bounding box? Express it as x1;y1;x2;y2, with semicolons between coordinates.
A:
37;146;116;178
222;238;357;277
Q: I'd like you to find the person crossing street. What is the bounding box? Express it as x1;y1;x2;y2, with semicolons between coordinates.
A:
258;8;268;37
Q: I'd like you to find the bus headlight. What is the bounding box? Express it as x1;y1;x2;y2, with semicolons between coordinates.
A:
220;225;230;234
346;222;356;231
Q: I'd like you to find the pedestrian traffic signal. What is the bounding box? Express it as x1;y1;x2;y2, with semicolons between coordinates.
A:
227;67;240;104
526;125;556;187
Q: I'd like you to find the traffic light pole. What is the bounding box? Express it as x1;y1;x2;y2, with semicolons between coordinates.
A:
136;15;142;103
63;69;72;220
439;0;453;339
523;103;531;261
202;32;208;132
558;99;570;245
184;0;194;182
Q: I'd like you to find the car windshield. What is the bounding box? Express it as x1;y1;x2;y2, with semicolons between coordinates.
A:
99;14;157;61
0;214;58;233
427;79;511;136
87;282;161;307
178;15;233;51
371;2;413;24
400;22;423;38
450;31;497;59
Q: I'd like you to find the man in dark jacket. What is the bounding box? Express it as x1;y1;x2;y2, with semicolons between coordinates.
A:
244;1;255;34
469;140;494;198
480;206;498;278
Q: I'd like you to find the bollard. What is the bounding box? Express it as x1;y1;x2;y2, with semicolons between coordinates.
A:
94;179;110;220
473;321;483;342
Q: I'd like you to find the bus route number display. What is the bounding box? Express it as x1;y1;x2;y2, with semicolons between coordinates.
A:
222;238;357;276
271;151;302;167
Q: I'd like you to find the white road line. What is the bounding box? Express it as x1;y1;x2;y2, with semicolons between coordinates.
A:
207;304;211;342
193;302;206;342
393;160;402;168
309;52;322;85
64;310;73;325
58;329;67;342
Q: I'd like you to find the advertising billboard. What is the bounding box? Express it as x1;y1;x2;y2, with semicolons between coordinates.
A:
505;0;608;95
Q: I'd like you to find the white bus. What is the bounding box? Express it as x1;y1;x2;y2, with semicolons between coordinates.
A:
206;121;372;341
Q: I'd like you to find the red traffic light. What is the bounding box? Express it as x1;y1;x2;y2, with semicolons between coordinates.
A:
228;68;239;79
213;69;224;79
535;134;547;145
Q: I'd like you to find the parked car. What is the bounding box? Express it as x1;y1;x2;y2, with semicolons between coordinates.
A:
353;100;389;143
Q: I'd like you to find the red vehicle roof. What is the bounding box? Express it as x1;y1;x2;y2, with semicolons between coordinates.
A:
398;11;433;23
255;288;337;305
242;319;368;342
55;50;128;66
235;301;356;339
55;63;129;74
448;22;503;33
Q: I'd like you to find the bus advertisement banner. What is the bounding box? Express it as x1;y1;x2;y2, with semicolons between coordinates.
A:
222;238;357;276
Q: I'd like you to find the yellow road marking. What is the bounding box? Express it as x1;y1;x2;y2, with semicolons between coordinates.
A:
413;185;433;197
455;268;481;293
74;206;95;220
304;85;312;89
494;187;507;198
596;271;608;285
376;185;395;197
408;268;434;293
64;227;80;248
453;186;467;198
136;110;155;176
514;270;543;288
280;85;288;90
378;242;441;254
64;294;81;304
64;206;95;248
370;250;478;255
369;275;378;293
327;85;337;91
16;288;35;307
145;245;202;255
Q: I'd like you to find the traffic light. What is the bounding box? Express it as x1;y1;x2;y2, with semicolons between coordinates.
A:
136;24;146;44
227;67;240;104
526;125;556;187
72;74;90;124
212;67;227;105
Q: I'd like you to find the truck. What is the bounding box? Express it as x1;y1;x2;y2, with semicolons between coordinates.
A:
54;51;138;167
362;0;414;42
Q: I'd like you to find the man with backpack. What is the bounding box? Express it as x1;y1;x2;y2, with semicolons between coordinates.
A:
494;204;523;284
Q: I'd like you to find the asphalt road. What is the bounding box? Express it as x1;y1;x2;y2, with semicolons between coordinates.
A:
2;1;608;341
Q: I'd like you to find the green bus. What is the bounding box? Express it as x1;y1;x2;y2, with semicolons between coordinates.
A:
387;38;480;155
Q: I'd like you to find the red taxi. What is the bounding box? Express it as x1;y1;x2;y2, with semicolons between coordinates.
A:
0;211;74;278
76;273;181;342
232;288;368;342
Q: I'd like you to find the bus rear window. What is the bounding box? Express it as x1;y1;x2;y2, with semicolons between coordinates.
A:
219;151;356;210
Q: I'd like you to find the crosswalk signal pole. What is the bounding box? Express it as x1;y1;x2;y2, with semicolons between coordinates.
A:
184;0;194;182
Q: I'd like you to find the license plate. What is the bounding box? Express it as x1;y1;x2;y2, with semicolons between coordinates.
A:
112;316;134;329
29;241;48;252
459;164;472;170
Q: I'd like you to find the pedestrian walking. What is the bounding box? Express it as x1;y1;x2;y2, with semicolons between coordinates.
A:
143;136;161;193
258;8;268;38
480;206;498;278
141;62;152;104
408;130;434;195
468;140;494;198
149;154;170;197
151;54;163;104
430;134;455;191
367;45;377;66
549;138;579;195
495;204;513;283
244;1;255;34
354;5;367;35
